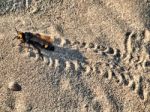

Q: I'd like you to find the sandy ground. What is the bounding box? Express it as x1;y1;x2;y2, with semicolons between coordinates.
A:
0;0;150;112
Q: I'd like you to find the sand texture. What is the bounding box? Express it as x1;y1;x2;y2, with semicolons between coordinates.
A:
0;0;150;112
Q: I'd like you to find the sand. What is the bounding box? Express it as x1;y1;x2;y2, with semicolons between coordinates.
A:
0;0;150;112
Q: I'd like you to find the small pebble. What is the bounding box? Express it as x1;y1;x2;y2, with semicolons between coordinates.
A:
8;81;21;91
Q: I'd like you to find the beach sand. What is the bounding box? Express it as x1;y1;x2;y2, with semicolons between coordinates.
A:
0;0;150;112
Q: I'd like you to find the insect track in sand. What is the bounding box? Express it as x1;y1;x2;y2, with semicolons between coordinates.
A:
103;29;150;101
16;29;150;101
58;30;149;101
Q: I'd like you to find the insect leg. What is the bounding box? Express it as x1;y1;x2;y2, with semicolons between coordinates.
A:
47;44;55;51
30;42;43;59
12;36;18;40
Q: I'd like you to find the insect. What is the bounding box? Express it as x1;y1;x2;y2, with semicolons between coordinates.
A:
13;28;55;52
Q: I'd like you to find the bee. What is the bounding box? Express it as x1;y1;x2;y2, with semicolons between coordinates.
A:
13;28;55;51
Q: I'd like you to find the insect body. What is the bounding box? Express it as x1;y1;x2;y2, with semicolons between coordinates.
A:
14;29;55;51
